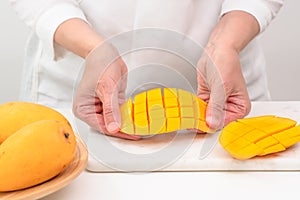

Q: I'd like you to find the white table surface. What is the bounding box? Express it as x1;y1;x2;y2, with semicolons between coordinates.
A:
42;101;300;200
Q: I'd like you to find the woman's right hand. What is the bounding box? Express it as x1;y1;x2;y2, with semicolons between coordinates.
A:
73;43;141;140
54;18;139;140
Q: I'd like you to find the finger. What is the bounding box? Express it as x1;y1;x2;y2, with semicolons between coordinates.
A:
96;113;141;140
97;78;122;133
99;58;130;133
89;111;141;140
118;82;127;105
73;99;140;140
75;110;107;133
223;99;251;125
206;103;225;131
197;60;225;130
197;57;210;102
118;59;128;105
73;97;106;131
203;56;227;130
205;83;227;130
197;77;210;102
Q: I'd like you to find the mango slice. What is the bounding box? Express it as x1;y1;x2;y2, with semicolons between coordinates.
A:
0;120;76;192
0;102;70;144
120;88;211;135
219;115;300;160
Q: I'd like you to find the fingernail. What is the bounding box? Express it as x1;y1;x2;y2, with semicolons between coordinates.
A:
206;115;220;130
107;122;119;133
206;115;214;126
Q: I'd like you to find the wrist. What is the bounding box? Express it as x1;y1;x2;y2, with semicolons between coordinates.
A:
82;36;104;59
54;18;105;58
206;11;260;53
205;40;239;54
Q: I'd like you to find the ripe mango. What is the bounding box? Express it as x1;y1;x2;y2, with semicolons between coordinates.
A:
120;88;213;135
0;120;76;192
219;115;300;160
0;102;69;144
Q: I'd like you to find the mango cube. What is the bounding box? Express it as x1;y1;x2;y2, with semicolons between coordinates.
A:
167;118;181;132
134;112;148;125
166;107;179;118
135;126;149;135
148;99;163;110
280;136;300;148
149;118;166;134
180;107;194;118
120;97;133;120
255;136;278;149
148;107;165;121
164;97;178;108
164;88;177;99
196;98;206;121
259;144;286;156
243;129;268;143
226;137;251;152
177;89;193;107
147;88;162;101
181;118;195;130
235;144;262;160
134;91;146;105
134;102;147;114
196;120;211;133
121;123;134;134
120;98;134;133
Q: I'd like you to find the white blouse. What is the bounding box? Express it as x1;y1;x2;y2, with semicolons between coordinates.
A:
9;0;283;108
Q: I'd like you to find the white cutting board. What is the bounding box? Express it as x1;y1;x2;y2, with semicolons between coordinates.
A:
61;101;300;172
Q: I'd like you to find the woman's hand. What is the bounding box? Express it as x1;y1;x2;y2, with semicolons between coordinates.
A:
73;43;141;140
54;18;140;140
197;44;251;131
197;11;260;131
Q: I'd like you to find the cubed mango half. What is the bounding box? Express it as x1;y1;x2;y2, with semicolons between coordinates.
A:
220;115;300;160
120;88;209;135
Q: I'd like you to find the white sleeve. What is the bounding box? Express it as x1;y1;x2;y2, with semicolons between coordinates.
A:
9;0;88;60
221;0;284;33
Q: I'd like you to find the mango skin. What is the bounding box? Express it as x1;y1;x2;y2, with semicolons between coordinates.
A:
0;102;69;144
0;120;76;192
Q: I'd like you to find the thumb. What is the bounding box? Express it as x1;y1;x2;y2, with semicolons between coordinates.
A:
97;79;121;133
205;87;226;131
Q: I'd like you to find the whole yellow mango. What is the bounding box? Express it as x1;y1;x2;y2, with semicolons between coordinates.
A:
0;102;69;144
0;120;76;192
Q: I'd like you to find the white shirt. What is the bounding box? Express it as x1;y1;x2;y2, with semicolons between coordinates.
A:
9;0;283;108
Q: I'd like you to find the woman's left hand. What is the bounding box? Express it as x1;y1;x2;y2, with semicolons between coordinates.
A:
197;44;251;131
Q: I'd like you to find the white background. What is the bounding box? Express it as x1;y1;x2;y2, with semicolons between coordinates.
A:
0;0;299;104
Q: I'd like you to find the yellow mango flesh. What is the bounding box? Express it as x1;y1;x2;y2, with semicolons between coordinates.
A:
120;88;211;135
219;115;300;160
0;102;69;144
0;120;76;192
